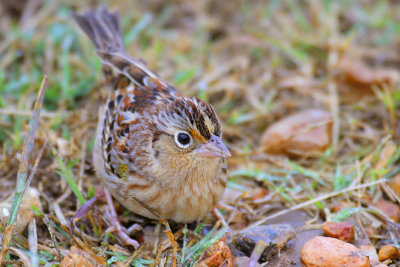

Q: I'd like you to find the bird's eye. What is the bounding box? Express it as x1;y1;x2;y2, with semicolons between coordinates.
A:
174;131;191;148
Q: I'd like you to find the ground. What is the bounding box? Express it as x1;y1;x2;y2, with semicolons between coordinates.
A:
1;0;400;266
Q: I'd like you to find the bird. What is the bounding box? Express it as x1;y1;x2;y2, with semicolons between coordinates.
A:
72;6;231;241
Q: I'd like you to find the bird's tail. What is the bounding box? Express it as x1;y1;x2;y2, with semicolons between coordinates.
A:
73;6;125;53
73;6;172;91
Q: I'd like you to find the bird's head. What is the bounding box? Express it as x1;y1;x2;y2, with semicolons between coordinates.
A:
151;97;230;164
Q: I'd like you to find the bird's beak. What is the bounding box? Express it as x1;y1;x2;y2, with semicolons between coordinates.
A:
196;134;231;158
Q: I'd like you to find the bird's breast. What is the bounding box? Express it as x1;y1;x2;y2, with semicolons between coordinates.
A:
111;158;227;222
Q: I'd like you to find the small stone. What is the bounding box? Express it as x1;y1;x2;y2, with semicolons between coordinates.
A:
322;221;354;242
263;210;325;266
227;224;295;261
233;256;262;267
373;200;400;222
262;210;326;266
301;236;370;267
378;244;400;262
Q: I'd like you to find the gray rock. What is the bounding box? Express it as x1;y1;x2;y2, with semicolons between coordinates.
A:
261;210;324;267
227;224;295;262
266;228;324;266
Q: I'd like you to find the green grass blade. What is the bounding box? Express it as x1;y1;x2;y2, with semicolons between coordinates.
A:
53;149;85;204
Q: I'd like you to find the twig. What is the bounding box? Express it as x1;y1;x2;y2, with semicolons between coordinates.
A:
26;138;48;188
0;144;21;170
326;3;340;153
121;245;143;267
249;240;267;267
43;215;63;261
249;179;388;228
28;218;38;267
0;108;57;118
0;75;48;265
19;0;42;30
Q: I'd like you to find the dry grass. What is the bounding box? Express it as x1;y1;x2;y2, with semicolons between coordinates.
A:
1;0;400;266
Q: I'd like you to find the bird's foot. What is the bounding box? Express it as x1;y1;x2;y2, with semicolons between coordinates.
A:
103;187;141;249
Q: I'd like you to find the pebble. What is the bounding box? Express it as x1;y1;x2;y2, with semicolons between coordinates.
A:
322;221;354;242
301;236;370;267
260;210;324;266
378;244;400;262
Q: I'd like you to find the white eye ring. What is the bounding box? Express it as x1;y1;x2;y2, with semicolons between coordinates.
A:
174;131;192;148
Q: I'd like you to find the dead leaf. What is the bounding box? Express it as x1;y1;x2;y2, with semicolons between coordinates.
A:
374;141;397;171
0;187;42;233
195;239;233;267
392;174;400;197
60;246;106;267
261;109;332;156
335;56;399;100
373;200;400;222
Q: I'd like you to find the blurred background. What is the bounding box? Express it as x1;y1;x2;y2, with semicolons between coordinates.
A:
1;0;400;266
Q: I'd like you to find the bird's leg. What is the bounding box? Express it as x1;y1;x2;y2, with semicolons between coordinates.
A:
160;218;177;267
181;223;188;263
70;187;140;249
103;187;140;249
126;223;143;234
129;196;177;267
217;202;236;212
213;206;230;229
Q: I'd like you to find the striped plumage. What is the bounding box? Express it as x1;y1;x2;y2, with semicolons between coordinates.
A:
74;7;230;222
